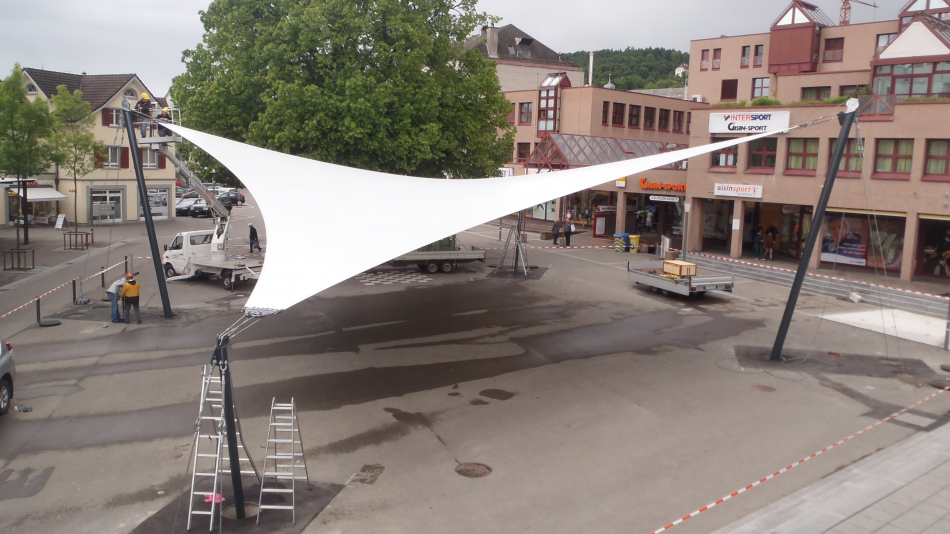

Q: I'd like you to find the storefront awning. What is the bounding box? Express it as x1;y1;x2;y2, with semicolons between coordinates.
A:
14;188;68;201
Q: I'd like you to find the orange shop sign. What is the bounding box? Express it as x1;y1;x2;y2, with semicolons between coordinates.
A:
638;177;686;192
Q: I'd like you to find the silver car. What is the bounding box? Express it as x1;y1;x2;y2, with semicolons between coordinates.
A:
0;337;14;416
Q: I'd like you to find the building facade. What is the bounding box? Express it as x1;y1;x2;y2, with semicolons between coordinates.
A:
464;25;585;92
685;0;950;282
3;68;178;227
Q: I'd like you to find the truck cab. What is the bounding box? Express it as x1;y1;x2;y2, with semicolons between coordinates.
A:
162;230;215;278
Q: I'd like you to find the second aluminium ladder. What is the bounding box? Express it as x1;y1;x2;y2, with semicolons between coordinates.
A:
257;397;311;524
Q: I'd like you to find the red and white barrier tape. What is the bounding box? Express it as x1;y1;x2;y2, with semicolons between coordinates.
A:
651;386;950;533
483;245;616;251
0;260;126;321
82;260;126;283
687;252;949;301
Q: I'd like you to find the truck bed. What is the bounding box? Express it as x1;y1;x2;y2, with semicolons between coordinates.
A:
627;263;734;296
390;247;486;263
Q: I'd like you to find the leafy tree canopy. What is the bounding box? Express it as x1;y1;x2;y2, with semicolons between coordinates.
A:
51;84;102;220
562;48;689;91
173;0;514;180
0;65;56;180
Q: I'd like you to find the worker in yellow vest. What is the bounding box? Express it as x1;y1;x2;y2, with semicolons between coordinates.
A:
120;273;142;324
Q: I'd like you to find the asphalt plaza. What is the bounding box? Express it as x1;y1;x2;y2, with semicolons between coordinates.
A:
1;217;950;534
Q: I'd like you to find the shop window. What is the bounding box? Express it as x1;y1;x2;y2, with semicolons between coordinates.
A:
602;101;609;125
658;109;670;131
752;77;770;98
830;138;864;176
873;62;950;100
874;139;914;177
612;102;625;126
686;112;691;133
628;105;640;128
643;107;656;129
712;48;721;70
507;103;516;125
786;138;819;174
748;138;778;169
516;142;530;162
672;111;684;132
518;102;532;124
925;139;950;177
839;85;867;97
700;49;709;71
823;38;844;62
720;79;738;101
822;213;904;271
802;86;831;101
876;33;896;54
741;46;751;68
918;219;950;278
711;137;738;168
754;45;764;67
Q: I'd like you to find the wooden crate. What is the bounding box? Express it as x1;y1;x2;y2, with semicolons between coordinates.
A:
663;260;697;277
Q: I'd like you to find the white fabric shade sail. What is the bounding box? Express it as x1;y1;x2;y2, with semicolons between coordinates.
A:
164;124;786;317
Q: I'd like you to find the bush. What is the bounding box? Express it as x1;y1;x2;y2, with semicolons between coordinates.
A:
711;100;748;107
822;96;850;104
903;96;950;103
751;97;781;106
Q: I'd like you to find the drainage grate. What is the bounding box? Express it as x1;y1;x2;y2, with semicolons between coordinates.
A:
455;463;492;478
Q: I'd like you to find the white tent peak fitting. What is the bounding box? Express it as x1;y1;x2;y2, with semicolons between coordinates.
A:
163;123;787;317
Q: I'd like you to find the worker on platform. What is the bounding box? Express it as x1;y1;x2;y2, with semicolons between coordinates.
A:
106;275;126;323
134;93;153;137
156;107;172;136
121;273;142;324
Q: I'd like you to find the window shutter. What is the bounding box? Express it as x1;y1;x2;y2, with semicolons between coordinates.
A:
102;110;112;127
158;154;166;169
94;147;105;169
121;147;130;169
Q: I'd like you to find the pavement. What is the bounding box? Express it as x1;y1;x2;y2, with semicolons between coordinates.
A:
3;207;950;534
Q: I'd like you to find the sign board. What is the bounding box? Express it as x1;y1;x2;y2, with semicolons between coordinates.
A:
732;219;741;230
55;214;67;229
714;183;763;198
616;177;626;188
649;195;679;203
709;111;790;134
497;167;514;178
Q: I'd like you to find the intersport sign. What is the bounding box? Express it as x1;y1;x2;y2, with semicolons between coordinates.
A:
709;111;790;134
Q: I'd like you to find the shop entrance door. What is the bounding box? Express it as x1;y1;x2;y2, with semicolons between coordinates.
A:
92;189;123;223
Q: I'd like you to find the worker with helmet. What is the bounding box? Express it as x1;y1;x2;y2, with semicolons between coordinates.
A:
134;92;153;137
156;107;172;136
120;273;142;324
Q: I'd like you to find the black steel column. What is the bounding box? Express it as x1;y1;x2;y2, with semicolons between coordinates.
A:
22;182;29;245
214;334;247;518
122;109;173;318
771;109;857;360
513;210;524;275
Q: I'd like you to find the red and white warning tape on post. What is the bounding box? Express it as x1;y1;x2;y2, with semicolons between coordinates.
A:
688;252;949;301
82;260;126;282
483;245;616;251
651;386;950;534
0;260;127;321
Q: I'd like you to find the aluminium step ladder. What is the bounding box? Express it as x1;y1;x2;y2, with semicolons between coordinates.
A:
186;365;261;531
257;397;311;524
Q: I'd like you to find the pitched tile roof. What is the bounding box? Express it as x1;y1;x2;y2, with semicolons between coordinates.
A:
21;68;160;111
464;24;581;68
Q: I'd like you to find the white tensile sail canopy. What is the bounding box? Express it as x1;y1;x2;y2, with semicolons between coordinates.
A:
164;124;782;316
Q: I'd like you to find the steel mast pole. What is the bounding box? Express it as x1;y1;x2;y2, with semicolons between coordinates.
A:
121;106;173;318
771;101;858;360
212;334;247;518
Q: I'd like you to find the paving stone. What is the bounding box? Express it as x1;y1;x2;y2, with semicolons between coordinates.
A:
875;524;919;534
830;520;873;534
924;495;950;512
878;499;912;517
846;512;888;531
890;510;941;533
892;488;935;506
863;506;900;523
912;502;950;520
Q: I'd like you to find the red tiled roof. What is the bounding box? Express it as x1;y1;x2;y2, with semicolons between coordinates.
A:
21;68;159;111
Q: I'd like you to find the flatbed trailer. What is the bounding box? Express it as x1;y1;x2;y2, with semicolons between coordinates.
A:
385;236;487;274
627;262;734;297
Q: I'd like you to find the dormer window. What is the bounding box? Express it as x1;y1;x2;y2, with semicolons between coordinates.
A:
124;89;137;98
26;84;37;94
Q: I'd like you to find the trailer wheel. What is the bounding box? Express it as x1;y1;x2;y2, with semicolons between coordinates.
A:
440;261;455;274
164;263;177;279
425;261;440;274
222;270;233;291
661;289;671;296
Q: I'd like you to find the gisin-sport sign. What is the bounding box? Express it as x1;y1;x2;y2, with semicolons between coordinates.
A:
709;111;790;134
714;183;763;198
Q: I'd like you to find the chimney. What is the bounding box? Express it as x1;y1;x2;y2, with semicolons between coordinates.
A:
486;26;499;59
588;52;594;86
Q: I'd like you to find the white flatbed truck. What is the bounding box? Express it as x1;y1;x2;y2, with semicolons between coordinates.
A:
382;236;487;274
162;229;263;290
627;260;734;297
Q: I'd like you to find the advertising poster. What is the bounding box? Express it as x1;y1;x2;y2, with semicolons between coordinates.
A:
820;214;904;271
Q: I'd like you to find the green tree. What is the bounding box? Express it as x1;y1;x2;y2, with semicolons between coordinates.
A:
51;84;103;225
563;47;689;91
173;0;514;179
0;64;56;246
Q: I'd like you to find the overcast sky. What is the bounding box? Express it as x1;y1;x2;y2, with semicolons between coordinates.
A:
0;0;910;95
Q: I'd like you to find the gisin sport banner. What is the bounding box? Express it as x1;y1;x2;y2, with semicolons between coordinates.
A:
709;111;790;134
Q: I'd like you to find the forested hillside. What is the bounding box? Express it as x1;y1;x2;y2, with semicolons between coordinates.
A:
562;48;688;91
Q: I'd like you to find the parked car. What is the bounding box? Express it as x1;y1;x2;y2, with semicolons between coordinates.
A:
0;337;15;416
189;199;214;218
175;186;187;198
176;198;199;216
181;190;200;199
218;191;245;205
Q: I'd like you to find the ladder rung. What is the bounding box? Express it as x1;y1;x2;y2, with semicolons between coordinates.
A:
258;505;295;510
271;422;293;426
221;469;258;475
198;435;221;439
266;454;303;458
263;473;296;479
193;492;218;496
274;416;294;419
191;511;214;515
273;464;305;468
267;439;300;444
197;453;218;458
261;488;294;493
195;472;218;477
275;429;295;432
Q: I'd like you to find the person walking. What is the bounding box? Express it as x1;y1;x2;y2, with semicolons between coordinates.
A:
763;230;775;261
565;217;574;247
551;218;562;246
249;223;262;253
753;228;764;260
106;275;126;323
121;273;142;324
